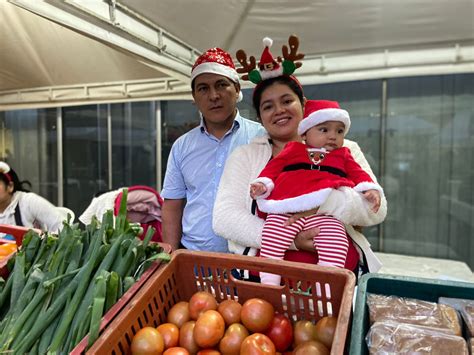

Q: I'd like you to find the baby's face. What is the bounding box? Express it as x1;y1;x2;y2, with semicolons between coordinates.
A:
304;121;345;151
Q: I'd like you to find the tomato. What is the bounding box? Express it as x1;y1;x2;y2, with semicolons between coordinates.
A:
264;313;293;352
240;333;276;355
188;291;218;320
240;298;274;333
193;310;225;348
293;320;317;346
131;327;164;355
179;321;199;354
219;323;249;355
167;301;190;328
163;347;190;355
157;323;180;349
196;350;220;355
292;340;329;355
314;316;337;350
217;299;241;326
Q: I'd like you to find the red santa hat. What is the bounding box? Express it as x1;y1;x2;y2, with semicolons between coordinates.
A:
191;47;242;102
258;37;283;80
0;162;12;182
298;100;351;136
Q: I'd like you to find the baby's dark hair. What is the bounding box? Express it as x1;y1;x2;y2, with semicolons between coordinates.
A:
0;164;31;192
252;75;305;117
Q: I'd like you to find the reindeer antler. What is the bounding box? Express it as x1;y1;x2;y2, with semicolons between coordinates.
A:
282;35;305;69
236;49;256;81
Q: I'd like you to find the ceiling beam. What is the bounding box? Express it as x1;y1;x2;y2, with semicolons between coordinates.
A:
8;0;200;83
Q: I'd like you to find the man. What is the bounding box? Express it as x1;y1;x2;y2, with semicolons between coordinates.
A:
161;48;265;251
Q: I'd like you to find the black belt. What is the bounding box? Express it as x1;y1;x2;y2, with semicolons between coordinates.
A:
282;163;347;178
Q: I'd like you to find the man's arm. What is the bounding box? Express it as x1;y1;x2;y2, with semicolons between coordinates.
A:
161;198;185;251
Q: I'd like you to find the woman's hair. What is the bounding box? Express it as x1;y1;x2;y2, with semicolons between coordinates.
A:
252;75;305;118
0;164;31;193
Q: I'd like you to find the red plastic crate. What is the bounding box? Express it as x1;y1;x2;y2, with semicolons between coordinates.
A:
0;224;37;278
89;250;356;354
70;242;172;354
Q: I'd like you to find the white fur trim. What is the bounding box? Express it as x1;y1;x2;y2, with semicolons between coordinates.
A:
298;108;351;136
260;66;283;80
0;162;10;174
257;188;333;214
191;62;239;83
252;177;274;199
354;181;384;195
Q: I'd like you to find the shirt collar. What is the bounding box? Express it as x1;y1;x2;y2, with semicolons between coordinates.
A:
199;110;241;135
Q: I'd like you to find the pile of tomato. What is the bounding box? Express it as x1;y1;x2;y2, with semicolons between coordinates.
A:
131;290;336;355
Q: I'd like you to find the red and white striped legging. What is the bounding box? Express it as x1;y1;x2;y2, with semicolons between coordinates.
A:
260;213;349;268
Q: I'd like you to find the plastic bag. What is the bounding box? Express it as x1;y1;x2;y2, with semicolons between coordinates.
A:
367;293;462;335
366;321;468;354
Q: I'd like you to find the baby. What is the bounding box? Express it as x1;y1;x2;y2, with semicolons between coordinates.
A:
251;100;384;285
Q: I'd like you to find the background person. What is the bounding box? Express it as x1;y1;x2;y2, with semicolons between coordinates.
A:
251;100;384;285
161;47;265;252
79;185;163;242
0;162;69;234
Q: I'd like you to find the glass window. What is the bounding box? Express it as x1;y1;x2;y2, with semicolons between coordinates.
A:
0;109;58;203
160;100;199;184
385;74;474;268
305;81;384;246
111;101;157;189
62;105;108;215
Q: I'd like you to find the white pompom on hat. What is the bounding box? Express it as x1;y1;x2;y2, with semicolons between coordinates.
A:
0;162;11;174
298;100;351;136
0;162;12;182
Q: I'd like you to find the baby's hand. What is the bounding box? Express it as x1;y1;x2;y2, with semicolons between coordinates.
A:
363;189;381;213
250;182;267;199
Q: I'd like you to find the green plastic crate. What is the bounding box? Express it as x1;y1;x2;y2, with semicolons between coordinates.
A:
349;273;474;355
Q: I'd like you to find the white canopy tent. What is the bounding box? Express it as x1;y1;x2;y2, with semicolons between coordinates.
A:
1;0;473;110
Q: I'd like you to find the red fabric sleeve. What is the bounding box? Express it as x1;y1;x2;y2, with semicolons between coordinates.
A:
256;142;300;181
343;148;375;185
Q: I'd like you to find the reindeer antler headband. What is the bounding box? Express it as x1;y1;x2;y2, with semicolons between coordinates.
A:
236;35;305;84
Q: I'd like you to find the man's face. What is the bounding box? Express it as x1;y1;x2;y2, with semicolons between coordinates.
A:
192;73;240;124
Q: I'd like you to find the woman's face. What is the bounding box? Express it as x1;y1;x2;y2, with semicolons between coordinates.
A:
258;83;304;142
0;181;13;204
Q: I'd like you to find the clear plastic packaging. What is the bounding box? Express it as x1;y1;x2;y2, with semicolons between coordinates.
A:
366;321;468;355
439;297;474;337
367;293;462;335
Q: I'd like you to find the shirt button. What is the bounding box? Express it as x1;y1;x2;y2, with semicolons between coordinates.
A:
217;163;222;167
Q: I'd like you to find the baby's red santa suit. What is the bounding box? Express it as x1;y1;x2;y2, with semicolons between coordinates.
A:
253;100;384;214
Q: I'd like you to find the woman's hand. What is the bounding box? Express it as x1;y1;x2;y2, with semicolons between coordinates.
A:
283;208;319;226
294;227;320;252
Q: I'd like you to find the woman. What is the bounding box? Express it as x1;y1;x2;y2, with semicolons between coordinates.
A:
79;185;163;242
0;162;68;233
213;75;387;274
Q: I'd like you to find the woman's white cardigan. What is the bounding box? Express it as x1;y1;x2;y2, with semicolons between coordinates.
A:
213;135;386;272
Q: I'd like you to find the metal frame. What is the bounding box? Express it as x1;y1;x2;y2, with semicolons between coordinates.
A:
378;80;388;251
56;107;63;206
155;101;162;191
